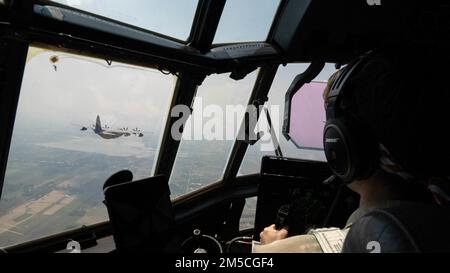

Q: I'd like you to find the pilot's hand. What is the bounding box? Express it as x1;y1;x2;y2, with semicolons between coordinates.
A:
259;224;288;245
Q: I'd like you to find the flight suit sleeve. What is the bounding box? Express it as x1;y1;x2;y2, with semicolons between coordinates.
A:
251;234;323;253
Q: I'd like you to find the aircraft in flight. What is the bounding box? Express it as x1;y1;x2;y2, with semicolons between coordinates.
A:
81;115;143;139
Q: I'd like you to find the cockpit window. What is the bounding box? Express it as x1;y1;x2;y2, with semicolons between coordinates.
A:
169;71;257;198
238;63;338;176
213;0;281;44
0;46;175;247
48;0;198;41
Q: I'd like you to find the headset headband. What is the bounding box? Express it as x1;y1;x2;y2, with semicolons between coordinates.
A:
326;51;376;120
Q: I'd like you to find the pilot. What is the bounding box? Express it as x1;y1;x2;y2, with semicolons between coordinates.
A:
254;45;450;253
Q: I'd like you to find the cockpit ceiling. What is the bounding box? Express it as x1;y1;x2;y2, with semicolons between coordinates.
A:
4;0;448;75
271;0;450;63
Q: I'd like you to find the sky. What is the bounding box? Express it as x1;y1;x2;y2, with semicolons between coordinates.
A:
52;0;198;40
16;48;176;134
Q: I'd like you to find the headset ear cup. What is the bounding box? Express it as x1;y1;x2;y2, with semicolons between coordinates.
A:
324;119;356;181
324;118;378;182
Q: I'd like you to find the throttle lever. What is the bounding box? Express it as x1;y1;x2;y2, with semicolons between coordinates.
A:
274;204;291;230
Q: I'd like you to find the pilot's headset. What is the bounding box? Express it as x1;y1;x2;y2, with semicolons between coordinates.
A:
323;52;379;183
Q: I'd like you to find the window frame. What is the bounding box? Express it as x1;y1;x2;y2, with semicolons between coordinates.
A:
0;45;179;247
167;70;259;198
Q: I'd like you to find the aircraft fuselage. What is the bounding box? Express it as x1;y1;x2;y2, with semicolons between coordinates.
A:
97;130;131;139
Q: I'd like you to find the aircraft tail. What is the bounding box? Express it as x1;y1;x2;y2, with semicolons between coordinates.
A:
95;115;102;133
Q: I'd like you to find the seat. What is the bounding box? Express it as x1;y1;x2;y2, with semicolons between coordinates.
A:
342;203;450;252
103;174;178;252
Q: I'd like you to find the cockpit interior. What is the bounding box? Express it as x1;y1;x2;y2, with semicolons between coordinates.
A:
1;0;450;254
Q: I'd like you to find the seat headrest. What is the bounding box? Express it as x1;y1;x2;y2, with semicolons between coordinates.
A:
103;169;133;191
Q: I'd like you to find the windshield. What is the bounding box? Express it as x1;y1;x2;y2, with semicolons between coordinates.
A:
169;71;257;198
0;46;175;247
239;63;338;176
49;0;198;41
213;0;280;44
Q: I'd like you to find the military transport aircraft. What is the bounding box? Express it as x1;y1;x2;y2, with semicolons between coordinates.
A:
81;115;143;139
0;0;449;255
